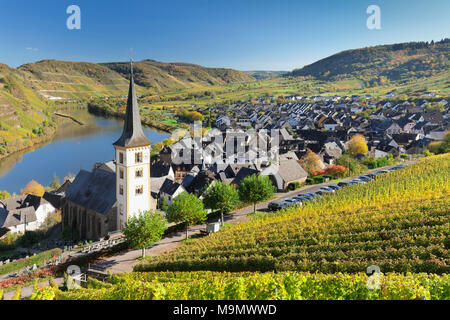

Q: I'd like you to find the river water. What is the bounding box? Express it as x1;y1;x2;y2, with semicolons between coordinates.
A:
0;109;170;194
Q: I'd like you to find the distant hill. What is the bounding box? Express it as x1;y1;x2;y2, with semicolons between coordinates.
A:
102;60;254;91
285;39;450;86
18;60;130;100
244;70;287;79
0;63;54;157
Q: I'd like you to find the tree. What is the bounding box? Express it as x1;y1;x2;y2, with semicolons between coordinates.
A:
50;173;61;190
299;148;323;175
166;192;207;239
0;190;11;200
203;181;240;226
238;174;275;213
348;134;368;156
20;180;45;197
122;210;168;257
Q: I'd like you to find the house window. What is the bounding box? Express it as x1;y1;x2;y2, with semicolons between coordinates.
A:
119;185;124;195
119;168;124;179
119;152;124;164
135;185;143;195
135;152;143;163
135;168;143;178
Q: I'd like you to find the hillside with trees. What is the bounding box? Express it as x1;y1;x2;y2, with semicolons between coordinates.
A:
286;39;450;87
102;60;254;91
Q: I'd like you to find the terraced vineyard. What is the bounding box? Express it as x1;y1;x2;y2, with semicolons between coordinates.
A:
33;154;449;300
135;154;449;274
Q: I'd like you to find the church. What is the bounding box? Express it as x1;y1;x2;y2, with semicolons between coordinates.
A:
62;62;156;240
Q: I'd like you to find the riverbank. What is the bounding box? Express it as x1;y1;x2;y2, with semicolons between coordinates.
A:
0;104;90;162
87;102;183;133
0;129;56;162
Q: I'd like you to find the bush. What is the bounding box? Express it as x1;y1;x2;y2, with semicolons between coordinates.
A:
287;182;301;191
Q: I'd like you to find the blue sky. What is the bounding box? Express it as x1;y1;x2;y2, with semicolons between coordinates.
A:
0;0;448;70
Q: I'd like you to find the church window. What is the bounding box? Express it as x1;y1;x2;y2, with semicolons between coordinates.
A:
119;168;124;179
135;152;143;163
135;168;143;178
119;185;124;195
135;185;143;195
119;152;124;164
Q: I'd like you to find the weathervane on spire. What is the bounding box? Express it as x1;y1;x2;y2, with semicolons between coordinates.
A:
130;47;134;75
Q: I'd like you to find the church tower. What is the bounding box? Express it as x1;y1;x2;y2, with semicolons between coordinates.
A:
113;60;151;230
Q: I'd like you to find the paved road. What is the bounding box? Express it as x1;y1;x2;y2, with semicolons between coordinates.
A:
3;277;64;300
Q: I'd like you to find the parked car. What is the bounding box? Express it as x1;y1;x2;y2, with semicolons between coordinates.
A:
292;195;310;203
320;186;335;193
285;199;301;205
268;202;286;211
358;176;372;182
328;185;341;190
338;181;351;187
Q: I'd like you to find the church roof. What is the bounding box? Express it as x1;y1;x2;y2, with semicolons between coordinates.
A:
65;168;117;215
113;62;151;148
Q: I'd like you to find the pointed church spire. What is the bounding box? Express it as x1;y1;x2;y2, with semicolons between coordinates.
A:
113;59;151;148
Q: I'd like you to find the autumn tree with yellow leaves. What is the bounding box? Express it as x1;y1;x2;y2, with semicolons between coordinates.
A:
348;134;368;156
20;180;45;197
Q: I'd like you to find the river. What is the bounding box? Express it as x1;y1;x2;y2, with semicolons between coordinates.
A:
0;109;170;194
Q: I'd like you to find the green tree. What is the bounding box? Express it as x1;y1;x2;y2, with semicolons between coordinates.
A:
166;192;207;239
438;133;450;154
203;181;240;226
238;174;275;213
50;173;61;190
122;210;168;257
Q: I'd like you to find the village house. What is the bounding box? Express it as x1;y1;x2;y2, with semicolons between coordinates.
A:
0;194;56;234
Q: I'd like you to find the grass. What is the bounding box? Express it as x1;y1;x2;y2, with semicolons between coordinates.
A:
0;248;61;276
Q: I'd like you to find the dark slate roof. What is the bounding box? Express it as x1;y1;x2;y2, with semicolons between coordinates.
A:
113;66;151;148
65;168;116;215
55;179;73;194
186;170;217;195
0;207;37;228
230;167;259;186
0;194;48;211
151;161;172;177
159;178;183;196
43;192;63;209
